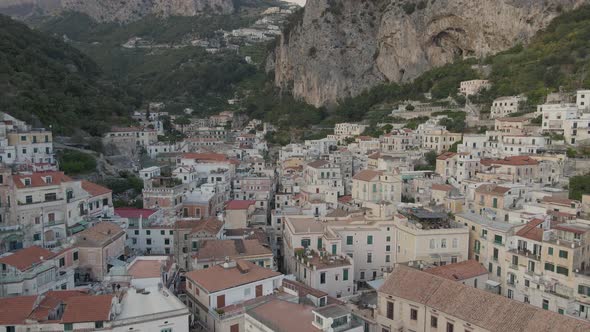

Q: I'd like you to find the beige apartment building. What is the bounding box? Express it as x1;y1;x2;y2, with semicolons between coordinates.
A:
375;265;590;332
394;209;469;266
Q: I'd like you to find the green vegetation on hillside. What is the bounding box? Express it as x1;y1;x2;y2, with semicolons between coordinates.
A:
58;150;97;175
569;174;590;200
0;14;138;135
37;12;260;117
255;5;590;130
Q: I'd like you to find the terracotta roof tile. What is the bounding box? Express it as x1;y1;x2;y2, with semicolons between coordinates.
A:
306;160;330;168
516;219;545;241
436;152;457;160
424;260;488;281
61;295;113;323
13;171;72;189
185;260;281;293
75;221;125;247
380;266;590;332
193;239;272;261
0;246;54;271
246;298;320;332
226;200;256;210
352;170;383;181
0;296;36;325
431;184;454;192
81;180;112;196
115;208;158;219
541;196;577;207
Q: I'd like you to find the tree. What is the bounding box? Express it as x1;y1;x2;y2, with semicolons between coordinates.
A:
424;150;438;167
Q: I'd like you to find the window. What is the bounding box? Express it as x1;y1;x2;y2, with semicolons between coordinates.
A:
59;257;65;267
301;239;311;248
524;279;530;287
146;230;151;235
452;238;458;248
45;193;57;201
343;269;349;281
385;255;390;263
441;239;447;248
33;233;41;241
64;324;73;331
134;230;139;235
386;236;391;242
544;262;555;272
165;239;170;245
360;271;365;279
315;315;323;326
320;272;326;284
429;239;435;249
73;252;78;261
146;239;152;245
161;329;172;332
346;236;353;245
431;316;438;328
410;309;418;321
493;248;499;261
367;253;372;263
494;235;503;244
548;247;554;255
386;301;394;320
446;322;454;332
579;285;590;296
496;266;501;277
161;230;165;235
542;299;549;310
95;322;103;329
367;235;373;245
558;250;568;259
317;238;323;250
556;266;569;276
26;195;33;204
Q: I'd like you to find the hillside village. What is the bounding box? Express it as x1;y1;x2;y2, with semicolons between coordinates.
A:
1;77;590;332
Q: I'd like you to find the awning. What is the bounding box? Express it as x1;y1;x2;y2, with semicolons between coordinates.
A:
367;279;385;290
69;225;85;234
486;280;501;287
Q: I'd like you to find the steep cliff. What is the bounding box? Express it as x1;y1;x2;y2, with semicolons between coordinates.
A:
0;0;234;22
273;0;588;107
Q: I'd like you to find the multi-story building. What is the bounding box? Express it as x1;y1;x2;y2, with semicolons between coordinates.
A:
459;79;491;96
334;123;368;138
184;260;284;332
303;160;344;204
0;246;77;297
394;208;469;266
375;265;590;332
490;96;527;119
74;222;126;281
191;239;274;270
351;170;401;204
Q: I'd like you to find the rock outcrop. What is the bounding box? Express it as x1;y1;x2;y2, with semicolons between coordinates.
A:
273;0;588;107
0;0;234;22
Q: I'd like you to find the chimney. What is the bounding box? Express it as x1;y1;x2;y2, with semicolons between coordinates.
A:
236;261;250;274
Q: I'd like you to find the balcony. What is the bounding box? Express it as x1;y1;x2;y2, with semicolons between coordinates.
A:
509;248;541;261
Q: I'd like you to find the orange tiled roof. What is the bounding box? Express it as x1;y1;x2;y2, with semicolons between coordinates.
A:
13;171;72;189
0;246;54;271
81;180;112;196
516;219;545;242
0;296;36;325
185;260;281;293
424;260;488;281
61;295;113;323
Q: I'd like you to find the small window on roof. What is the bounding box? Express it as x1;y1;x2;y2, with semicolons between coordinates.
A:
24;178;31;186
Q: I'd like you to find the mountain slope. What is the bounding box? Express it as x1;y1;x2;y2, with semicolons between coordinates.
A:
0;15;137;135
0;0;234;22
272;0;588;107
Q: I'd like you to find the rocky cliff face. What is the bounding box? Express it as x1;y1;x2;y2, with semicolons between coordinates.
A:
273;0;588;107
0;0;234;22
